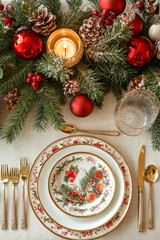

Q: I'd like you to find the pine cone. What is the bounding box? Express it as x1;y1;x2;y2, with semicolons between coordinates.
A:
28;8;56;36
4;88;21;111
145;0;159;14
128;75;147;91
63;80;80;96
79;17;104;47
155;39;160;60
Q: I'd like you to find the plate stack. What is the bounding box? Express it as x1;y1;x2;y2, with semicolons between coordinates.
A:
28;135;132;239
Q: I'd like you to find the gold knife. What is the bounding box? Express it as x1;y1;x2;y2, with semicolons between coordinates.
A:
138;145;145;232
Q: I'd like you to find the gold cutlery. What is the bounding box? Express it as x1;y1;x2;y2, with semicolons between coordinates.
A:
1;164;9;230
138;145;145;232
20;157;29;229
10;168;19;230
144;165;158;229
59;124;120;136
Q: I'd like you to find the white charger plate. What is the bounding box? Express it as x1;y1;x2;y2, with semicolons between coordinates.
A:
38;145;124;231
48;152;116;218
28;135;132;239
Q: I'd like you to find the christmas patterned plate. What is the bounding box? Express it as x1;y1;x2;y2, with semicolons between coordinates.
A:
28;135;132;239
38;144;124;231
48;152;115;218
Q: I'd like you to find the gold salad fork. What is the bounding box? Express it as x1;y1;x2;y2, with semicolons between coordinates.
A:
10;168;19;230
20;157;29;229
1;164;9;230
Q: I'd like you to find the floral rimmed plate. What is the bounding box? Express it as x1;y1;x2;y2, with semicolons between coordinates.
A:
28;135;132;239
48;152;115;218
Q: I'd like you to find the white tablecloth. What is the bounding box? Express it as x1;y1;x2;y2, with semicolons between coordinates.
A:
0;93;160;240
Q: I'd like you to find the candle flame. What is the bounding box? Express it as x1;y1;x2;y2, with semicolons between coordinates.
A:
63;44;67;58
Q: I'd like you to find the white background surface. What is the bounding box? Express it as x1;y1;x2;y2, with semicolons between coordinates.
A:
1;0;160;239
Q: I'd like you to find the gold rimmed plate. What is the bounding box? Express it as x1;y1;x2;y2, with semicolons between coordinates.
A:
48;152;115;218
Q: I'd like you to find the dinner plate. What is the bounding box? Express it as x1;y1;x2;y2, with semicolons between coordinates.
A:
38;144;124;231
28;135;132;239
48;152;115;218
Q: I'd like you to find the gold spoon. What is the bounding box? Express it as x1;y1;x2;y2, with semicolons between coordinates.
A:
59;124;120;136
144;165;158;229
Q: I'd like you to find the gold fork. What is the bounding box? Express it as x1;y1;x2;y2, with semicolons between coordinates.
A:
1;164;9;230
20;157;29;229
10;168;19;230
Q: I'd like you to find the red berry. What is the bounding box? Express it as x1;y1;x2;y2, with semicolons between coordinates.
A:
90;178;94;181
94;185;98;188
75;196;78;199
68;190;71;194
71;170;77;178
70;177;74;182
10;24;14;28
26;78;32;84
99;17;105;23
28;72;34;79
102;10;109;17
0;4;4;10
32;81;39;90
80;200;83;203
65;171;71;177
82;196;84;200
4;17;11;24
136;1;143;8
93;10;100;17
79;196;82;199
98;189;101;192
36;75;42;82
106;19;113;26
123;13;127;21
96;190;99;194
93;179;97;182
109;12;116;20
71;192;74;195
32;76;37;82
73;192;77;195
68;200;73;204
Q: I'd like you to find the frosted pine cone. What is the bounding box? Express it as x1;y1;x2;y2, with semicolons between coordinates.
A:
63;80;80;96
28;8;56;36
145;0;159;14
155;39;160;60
128;75;147;91
79;17;104;47
4;88;21;111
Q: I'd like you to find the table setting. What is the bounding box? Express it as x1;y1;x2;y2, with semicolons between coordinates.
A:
0;0;160;239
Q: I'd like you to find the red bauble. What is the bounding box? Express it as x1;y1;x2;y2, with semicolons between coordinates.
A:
70;94;94;117
12;30;43;60
99;0;126;15
127;36;154;67
128;13;143;35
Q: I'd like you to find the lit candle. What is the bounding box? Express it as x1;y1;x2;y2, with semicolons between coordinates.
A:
46;29;84;68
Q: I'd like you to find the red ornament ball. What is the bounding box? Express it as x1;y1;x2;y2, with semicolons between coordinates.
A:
128;13;143;35
99;0;126;15
0;4;4;10
70;94;94;117
12;30;43;60
136;1;143;8
127;36;154;67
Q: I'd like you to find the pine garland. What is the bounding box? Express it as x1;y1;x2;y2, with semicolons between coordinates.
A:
0;0;159;150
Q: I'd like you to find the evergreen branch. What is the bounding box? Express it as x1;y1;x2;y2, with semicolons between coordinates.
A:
66;0;82;11
61;9;92;33
33;104;49;132
76;63;104;107
0;51;16;69
37;84;65;129
148;114;160;151
88;0;99;8
35;53;72;83
0;61;34;94
12;0;31;26
37;0;63;23
0;30;15;51
80;166;96;191
2;86;36;143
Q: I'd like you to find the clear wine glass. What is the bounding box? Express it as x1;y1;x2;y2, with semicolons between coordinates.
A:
114;89;159;136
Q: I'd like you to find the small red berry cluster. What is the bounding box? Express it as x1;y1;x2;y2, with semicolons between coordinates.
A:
135;1;143;8
90;178;102;195
93;9;116;26
0;4;14;28
67;191;85;204
65;170;77;182
27;73;42;90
